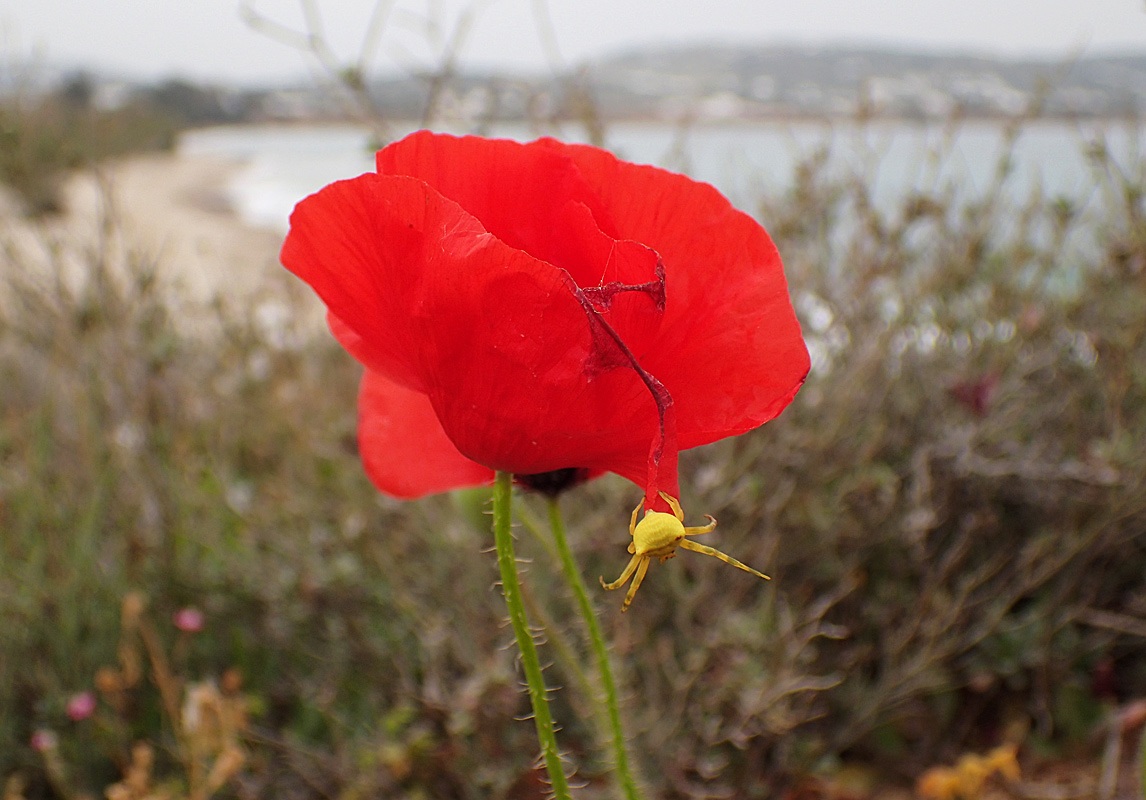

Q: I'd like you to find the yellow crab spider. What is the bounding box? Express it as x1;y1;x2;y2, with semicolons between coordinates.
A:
599;491;770;612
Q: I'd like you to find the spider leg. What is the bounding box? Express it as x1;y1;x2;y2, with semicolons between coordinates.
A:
684;515;717;536
658;491;685;522
600;553;641;591
621;557;651;612
678;539;770;581
629;499;643;537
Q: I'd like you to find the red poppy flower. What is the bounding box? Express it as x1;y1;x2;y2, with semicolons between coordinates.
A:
281;131;808;513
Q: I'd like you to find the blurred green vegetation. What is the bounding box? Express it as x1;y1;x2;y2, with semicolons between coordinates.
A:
0;73;249;216
0;113;1144;800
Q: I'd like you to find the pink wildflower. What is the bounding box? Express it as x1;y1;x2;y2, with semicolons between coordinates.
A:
65;691;96;721
31;729;58;751
173;607;205;633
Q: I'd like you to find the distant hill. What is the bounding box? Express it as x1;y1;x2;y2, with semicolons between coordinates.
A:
337;45;1146;124
8;44;1146;123
581;44;1146;120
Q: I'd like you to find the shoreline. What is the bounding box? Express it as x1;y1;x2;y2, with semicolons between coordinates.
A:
68;152;289;306
1;151;323;333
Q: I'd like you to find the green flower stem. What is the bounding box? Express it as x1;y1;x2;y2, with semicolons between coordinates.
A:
492;471;571;799
548;499;642;800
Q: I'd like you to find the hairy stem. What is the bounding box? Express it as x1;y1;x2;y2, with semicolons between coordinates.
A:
549;498;642;800
492;471;571;798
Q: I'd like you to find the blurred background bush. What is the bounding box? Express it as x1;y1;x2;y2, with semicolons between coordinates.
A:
1;5;1145;798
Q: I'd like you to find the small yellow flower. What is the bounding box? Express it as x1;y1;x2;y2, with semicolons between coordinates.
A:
983;743;1021;781
916;767;962;800
916;744;1021;800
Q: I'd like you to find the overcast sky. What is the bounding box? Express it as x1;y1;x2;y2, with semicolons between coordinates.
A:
2;0;1146;84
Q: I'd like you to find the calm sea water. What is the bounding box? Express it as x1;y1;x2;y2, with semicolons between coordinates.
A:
180;119;1145;233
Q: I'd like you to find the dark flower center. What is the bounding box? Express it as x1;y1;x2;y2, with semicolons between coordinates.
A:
516;468;593;497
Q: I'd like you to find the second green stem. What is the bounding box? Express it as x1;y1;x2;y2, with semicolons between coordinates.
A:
548;499;641;800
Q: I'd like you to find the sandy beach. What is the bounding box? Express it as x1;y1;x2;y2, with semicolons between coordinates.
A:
1;151;321;331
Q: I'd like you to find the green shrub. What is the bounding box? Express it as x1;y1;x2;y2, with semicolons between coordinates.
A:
0;89;181;215
1;121;1143;798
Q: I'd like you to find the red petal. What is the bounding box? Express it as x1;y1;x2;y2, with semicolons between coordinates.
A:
358;369;493;498
377;132;618;276
281;172;659;485
377;132;666;357
540;140;810;447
